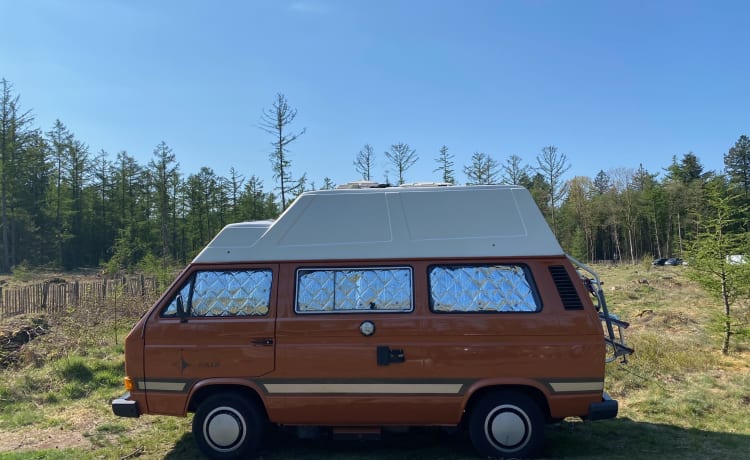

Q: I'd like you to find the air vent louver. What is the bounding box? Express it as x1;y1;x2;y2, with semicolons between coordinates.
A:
549;265;584;310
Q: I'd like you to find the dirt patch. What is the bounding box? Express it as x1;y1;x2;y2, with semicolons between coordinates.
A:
0;316;103;453
0;315;49;368
0;405;102;452
0;425;90;452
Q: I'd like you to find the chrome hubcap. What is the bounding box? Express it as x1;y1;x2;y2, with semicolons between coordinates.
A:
486;404;530;452
204;407;246;452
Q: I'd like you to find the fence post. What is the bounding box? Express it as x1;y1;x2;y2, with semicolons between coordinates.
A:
42;282;49;309
74;281;79;307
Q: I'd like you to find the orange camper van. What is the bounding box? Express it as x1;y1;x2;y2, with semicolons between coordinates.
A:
112;183;632;459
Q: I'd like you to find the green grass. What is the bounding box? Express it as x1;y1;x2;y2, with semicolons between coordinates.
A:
0;265;749;459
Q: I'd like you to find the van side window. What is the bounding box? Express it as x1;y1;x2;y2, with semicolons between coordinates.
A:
429;265;540;313
162;270;272;317
296;267;413;313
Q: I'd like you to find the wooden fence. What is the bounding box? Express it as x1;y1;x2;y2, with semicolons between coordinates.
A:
0;276;163;319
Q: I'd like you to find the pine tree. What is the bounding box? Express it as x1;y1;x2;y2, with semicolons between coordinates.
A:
725;135;750;195
724;135;750;231
464;152;499;185
500;154;530;186
260;93;306;208
0;78;33;272
565;176;596;261
686;178;750;354
46;120;76;267
322;177;335;190
107;151;148;271
354;144;376;181
148;141;179;263
385;143;418;185
227;167;245;222
535;145;571;236
65;138;89;268
592;170;611;194
237;175;278;221
665;152;706;185
88;150;115;264
433;145;455;184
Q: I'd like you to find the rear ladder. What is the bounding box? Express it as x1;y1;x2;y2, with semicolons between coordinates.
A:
567;255;634;363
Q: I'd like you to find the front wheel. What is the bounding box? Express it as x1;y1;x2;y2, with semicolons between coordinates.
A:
469;390;545;458
192;393;265;459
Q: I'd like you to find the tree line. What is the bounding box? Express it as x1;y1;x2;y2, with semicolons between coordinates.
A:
1;79;749;275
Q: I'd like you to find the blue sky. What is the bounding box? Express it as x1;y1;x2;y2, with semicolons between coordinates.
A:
1;0;747;189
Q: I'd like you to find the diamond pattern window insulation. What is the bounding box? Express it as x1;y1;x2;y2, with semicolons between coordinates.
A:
297;268;412;313
430;265;539;312
190;270;272;316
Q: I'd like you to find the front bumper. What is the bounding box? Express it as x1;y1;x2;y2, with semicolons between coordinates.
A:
587;391;618;421
112;392;140;418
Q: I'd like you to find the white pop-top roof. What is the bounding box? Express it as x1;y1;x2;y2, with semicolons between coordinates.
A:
192;185;563;263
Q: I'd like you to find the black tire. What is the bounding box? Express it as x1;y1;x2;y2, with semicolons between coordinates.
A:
192;393;265;460
469;390;544;459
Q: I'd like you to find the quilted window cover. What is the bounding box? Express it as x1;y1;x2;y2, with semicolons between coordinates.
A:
429;265;539;312
297;267;413;313
162;270;273;317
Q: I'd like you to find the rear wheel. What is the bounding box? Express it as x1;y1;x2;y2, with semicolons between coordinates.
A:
192;393;265;459
469;390;544;458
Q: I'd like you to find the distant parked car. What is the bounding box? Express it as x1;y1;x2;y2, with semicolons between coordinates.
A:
652;258;667;266
727;255;747;265
664;258;683;266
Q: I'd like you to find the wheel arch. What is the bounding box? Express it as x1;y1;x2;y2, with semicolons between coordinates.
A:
187;382;267;419
463;383;552;424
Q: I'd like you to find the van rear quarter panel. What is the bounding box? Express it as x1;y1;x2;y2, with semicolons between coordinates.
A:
267;257;605;425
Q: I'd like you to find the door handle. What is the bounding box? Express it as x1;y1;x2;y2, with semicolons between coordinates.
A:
377;346;405;366
251;338;274;346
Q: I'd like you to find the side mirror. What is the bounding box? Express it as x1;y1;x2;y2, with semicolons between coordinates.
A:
176;294;188;323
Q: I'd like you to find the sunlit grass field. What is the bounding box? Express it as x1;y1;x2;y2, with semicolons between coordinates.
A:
0;263;748;459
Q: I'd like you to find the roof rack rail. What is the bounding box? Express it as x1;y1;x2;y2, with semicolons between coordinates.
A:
336;181;389;189
398;182;452;188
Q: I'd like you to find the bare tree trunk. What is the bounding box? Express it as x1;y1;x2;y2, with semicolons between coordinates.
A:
611;224;622;262
1;190;8;272
721;275;731;355
677;210;684;255
652;206;662;258
278;130;286;208
627;227;635;265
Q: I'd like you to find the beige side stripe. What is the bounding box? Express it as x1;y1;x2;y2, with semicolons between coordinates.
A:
137;381;187;392
549;381;604;393
263;383;464;395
